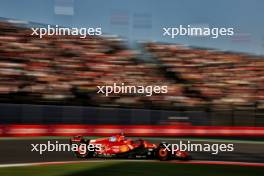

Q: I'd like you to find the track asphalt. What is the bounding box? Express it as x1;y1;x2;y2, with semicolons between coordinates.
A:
0;137;263;164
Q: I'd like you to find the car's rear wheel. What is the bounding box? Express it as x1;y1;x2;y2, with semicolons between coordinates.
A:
70;137;91;158
75;142;90;158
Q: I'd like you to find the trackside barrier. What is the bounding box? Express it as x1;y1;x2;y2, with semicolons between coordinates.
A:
0;125;3;136
1;125;264;137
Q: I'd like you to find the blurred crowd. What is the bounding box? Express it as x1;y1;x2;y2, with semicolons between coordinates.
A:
0;21;173;109
0;20;264;110
144;43;264;110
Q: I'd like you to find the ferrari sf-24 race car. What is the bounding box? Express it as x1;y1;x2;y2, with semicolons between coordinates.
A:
70;134;191;161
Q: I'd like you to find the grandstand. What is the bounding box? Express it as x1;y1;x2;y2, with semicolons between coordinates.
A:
0;20;264;112
144;42;264;110
0;20;179;109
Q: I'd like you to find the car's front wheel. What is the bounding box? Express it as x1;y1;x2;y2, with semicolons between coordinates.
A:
156;143;171;161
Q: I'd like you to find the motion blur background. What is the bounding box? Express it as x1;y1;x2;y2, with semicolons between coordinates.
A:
0;1;264;174
0;0;263;127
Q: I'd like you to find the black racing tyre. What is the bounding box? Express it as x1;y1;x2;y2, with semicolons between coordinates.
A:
75;141;90;158
156;142;171;161
70;138;92;158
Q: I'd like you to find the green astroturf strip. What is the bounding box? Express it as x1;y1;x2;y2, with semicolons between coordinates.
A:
0;161;263;176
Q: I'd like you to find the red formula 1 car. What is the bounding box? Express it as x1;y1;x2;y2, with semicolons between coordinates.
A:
70;134;191;161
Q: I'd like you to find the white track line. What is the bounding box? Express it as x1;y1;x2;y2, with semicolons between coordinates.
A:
171;160;264;167
0;160;103;168
0;160;264;168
